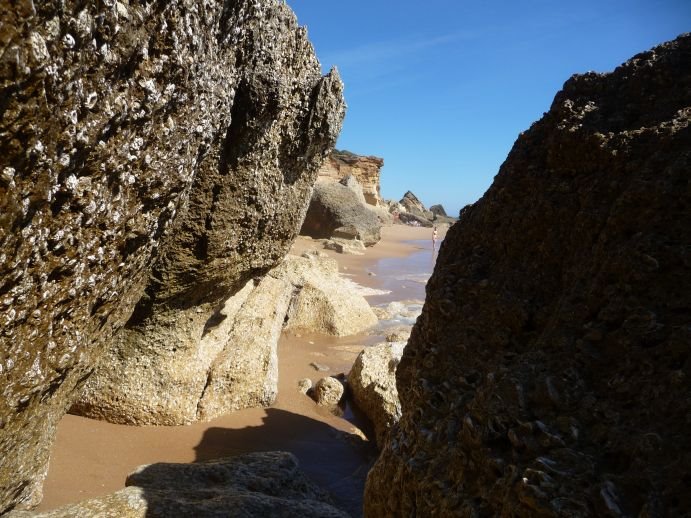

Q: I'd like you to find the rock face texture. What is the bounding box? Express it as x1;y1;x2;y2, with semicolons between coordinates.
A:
318;150;384;206
366;35;691;516
0;0;344;512
300;181;382;245
348;342;405;447
7;452;348;517
74;274;292;425
72;253;376;425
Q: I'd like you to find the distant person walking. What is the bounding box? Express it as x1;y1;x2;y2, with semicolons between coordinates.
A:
432;226;438;250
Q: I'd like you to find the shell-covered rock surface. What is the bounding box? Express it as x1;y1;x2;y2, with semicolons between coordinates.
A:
365;35;691;516
0;0;344;512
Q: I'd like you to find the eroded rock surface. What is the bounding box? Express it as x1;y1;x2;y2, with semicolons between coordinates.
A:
7;452;348;517
71;253;375;425
366;35;691;516
281;254;378;337
0;0;344;512
318;150;384;206
75;274;292;425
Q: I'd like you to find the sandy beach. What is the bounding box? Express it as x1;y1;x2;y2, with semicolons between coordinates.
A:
37;224;446;516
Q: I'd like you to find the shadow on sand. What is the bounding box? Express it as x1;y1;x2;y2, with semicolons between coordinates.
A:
128;408;376;517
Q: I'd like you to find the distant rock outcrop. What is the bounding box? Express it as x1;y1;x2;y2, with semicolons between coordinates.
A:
366;35;691;516
399;191;433;220
0;0;344;512
7;452;348;517
300;181;382;245
318;150;385;207
398;211;433;228
429;204;447;217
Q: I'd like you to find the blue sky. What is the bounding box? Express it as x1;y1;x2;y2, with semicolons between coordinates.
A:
289;1;690;216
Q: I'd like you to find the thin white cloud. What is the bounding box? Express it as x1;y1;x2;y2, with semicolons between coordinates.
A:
320;31;476;70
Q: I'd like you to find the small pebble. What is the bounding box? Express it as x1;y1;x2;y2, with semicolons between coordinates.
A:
297;378;312;394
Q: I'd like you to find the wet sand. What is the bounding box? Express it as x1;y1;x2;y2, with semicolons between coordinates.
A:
37;224;445;516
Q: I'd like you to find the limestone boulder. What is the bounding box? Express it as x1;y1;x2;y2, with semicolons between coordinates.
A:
195;275;293;422
280;255;378;336
433;214;458;226
371;205;395;225
323;238;367;255
8;452;348;517
313;377;345;406
384;326;412;343
348;343;405;447
430;204;457;225
0;0;344;511
300;182;382;245
73;253;376;425
298;378;313;395
366;35;691;516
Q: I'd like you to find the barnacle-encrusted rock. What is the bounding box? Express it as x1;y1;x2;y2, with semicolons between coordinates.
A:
366;35;691;516
0;0;344;512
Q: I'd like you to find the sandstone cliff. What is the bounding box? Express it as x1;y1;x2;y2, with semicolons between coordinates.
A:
318;150;384;206
366;35;691;516
0;0;344;512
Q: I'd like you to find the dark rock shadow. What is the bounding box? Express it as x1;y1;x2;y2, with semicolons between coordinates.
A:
118;409;374;517
190;408;377;517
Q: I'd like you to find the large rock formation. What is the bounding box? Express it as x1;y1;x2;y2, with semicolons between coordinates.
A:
366;35;691;516
71;253;377;425
7;452;348;517
0;0;344;512
74;274;292;425
300;181;382;245
318;150;384;206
